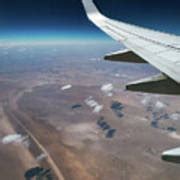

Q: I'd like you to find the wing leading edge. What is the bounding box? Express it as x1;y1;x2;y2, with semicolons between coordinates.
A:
82;0;180;95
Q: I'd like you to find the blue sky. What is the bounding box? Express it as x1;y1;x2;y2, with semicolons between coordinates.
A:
0;0;180;42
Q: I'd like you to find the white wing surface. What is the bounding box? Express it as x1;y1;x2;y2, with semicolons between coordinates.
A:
82;0;180;95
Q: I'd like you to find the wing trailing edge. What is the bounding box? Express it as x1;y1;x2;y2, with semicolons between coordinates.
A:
127;74;180;95
162;147;180;164
104;49;147;63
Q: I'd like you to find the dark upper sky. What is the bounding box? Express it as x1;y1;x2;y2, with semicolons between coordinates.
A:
1;0;180;41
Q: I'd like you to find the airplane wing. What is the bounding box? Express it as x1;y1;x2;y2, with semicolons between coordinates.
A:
82;0;180;95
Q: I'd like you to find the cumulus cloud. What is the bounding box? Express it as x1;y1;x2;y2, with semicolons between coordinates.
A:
155;101;166;110
101;83;114;96
61;84;72;91
93;105;104;113
85;96;103;113
36;153;47;162
101;84;113;92
85;97;98;107
141;96;166;111
1;134;27;145
170;113;180;121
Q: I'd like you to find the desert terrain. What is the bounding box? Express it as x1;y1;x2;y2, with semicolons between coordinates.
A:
0;42;180;179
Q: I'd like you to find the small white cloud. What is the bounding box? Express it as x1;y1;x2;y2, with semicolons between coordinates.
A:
2;134;24;145
115;73;120;77
101;83;114;96
85;96;103;113
155;101;166;109
101;84;113;92
36;153;47;162
61;84;72;91
170;113;180;121
86;99;98;107
93;105;103;113
85;97;99;108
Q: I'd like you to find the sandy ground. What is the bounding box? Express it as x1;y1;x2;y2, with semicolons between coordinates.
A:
4;82;179;180
0;105;38;180
0;44;180;180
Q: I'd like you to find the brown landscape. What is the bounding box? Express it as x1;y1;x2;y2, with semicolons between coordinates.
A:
0;42;180;179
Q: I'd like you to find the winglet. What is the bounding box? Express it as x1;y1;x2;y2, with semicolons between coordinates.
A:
82;0;100;15
82;0;106;22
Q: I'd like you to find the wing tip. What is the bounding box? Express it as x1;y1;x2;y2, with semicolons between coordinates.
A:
81;0;103;17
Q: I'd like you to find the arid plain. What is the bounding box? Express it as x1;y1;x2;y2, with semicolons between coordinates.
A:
0;42;180;180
